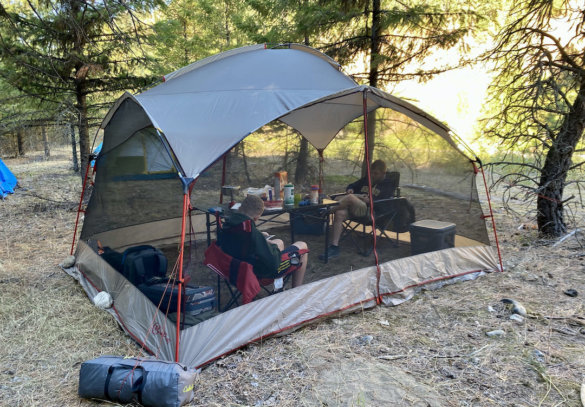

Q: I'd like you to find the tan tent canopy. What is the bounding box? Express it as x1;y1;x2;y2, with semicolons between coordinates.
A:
100;44;463;180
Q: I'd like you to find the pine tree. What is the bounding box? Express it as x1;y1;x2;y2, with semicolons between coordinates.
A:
0;0;161;178
484;0;585;236
309;0;485;173
236;0;486;174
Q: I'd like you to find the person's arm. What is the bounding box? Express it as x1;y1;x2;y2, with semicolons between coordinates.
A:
346;177;367;194
250;226;281;272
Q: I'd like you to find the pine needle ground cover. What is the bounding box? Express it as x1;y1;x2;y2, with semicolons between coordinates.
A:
1;150;584;406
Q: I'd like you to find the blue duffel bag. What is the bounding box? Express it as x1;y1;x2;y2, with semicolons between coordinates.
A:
78;355;198;407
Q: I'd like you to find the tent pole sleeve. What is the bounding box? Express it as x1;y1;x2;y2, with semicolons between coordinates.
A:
70;158;94;255
476;161;504;272
175;192;189;361
362;90;382;304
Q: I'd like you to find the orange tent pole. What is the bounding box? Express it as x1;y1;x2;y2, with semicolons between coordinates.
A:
70;159;94;255
477;162;504;272
175;192;189;361
362;90;382;304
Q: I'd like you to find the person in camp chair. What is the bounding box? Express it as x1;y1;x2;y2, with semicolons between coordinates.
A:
320;159;395;261
218;194;309;288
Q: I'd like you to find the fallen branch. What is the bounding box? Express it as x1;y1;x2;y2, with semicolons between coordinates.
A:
543;315;585;327
552;229;581;247
377;355;407;361
18;191;75;206
377;344;492;362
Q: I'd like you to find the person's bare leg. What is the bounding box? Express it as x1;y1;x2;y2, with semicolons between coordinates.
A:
333;194;362;212
291;241;308;287
331;208;348;246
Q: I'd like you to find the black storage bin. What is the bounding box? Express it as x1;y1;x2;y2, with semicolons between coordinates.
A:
410;220;456;255
139;283;216;315
290;207;327;235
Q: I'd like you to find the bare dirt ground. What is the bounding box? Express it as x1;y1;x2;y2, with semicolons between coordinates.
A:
1;150;584;406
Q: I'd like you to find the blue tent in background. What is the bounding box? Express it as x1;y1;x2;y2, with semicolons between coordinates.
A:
0;158;17;199
90;143;102;168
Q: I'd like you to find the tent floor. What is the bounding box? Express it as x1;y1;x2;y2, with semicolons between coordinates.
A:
159;225;412;314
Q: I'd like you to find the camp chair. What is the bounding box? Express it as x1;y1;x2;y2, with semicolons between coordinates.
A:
204;241;260;311
203;217;295;311
341;172;415;256
203;241;298;311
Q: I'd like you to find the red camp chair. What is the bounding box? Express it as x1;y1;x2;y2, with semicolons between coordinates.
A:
204;241;297;312
203;217;296;311
204;241;260;311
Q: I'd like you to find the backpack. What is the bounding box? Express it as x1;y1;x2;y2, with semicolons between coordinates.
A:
391;199;416;233
121;245;167;286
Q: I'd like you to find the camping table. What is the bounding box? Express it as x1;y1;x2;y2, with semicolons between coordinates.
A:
197;199;338;263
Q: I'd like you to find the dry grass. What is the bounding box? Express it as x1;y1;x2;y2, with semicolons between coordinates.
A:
1;149;584;406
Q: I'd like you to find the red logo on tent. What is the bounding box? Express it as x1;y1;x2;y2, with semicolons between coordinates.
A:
151;322;170;344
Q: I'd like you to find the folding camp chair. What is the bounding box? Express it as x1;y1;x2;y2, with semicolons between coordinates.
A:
203;216;294;311
204;241;259;311
341;172;415;256
342;197;415;256
203;241;296;311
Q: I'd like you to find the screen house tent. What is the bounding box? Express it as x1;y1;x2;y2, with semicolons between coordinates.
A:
0;158;18;199
66;44;503;368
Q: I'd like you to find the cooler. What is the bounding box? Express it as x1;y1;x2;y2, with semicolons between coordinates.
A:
409;220;456;255
139;283;216;315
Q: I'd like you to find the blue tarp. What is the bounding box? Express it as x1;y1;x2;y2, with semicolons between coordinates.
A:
0;158;17;199
90;143;102;167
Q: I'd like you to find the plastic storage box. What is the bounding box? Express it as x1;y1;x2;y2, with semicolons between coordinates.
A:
409;220;456;255
139;283;216;315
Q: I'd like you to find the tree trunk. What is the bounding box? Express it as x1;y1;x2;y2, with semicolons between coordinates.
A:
42;124;50;158
16;127;25;156
295;33;311;186
70;123;79;173
77;85;90;183
240;141;251;184
537;80;585;236
182;20;189;66
294;137;310;186
362;0;380;177
224;0;230;48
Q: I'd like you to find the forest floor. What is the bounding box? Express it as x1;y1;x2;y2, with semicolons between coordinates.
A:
1;150;584;406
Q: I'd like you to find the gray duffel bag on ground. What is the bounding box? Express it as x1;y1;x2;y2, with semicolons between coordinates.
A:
78;355;198;407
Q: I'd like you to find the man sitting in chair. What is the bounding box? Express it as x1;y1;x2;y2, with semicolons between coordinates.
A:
218;194;309;288
320;159;395;261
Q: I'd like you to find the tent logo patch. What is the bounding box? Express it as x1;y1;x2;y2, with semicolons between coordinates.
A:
183;384;194;393
151;322;170;344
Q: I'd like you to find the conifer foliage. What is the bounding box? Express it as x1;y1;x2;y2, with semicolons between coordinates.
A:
0;0;161;176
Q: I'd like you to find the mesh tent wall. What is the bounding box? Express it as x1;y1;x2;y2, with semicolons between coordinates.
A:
69;44;501;368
